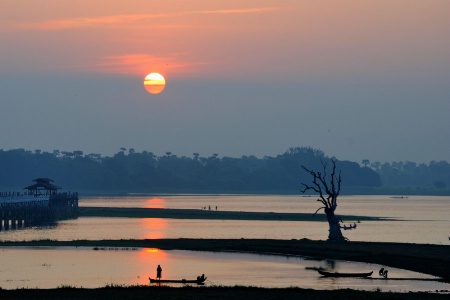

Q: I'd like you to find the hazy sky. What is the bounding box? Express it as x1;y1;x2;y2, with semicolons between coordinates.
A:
1;0;449;164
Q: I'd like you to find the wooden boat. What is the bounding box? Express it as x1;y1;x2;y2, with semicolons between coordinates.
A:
318;270;373;277
149;276;207;284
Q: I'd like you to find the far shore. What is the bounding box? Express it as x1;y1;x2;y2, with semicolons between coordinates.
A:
78;207;388;222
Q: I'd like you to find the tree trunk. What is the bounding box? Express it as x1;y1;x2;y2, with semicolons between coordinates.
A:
325;207;345;242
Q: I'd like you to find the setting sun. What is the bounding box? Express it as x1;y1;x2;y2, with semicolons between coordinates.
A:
144;73;166;95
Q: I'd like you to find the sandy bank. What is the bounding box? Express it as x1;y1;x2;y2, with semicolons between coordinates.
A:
78;207;385;221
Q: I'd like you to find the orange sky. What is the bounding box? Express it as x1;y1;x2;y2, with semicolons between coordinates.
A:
2;0;449;81
1;1;297;78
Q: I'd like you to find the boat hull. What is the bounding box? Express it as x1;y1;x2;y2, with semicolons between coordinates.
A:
318;270;373;277
149;277;206;284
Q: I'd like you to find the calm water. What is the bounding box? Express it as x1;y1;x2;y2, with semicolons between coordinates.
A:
1;247;449;293
2;195;449;244
1;195;449;292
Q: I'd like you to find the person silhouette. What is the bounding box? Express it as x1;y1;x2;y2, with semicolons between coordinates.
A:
156;264;162;280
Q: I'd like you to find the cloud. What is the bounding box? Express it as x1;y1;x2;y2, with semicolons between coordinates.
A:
17;14;153;31
13;7;284;31
91;53;215;76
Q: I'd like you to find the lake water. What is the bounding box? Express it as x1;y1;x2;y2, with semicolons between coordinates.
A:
1;247;449;293
2;195;448;244
1;195;449;292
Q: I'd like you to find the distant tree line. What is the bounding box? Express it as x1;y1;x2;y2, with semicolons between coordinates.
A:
362;159;450;191
0;147;381;194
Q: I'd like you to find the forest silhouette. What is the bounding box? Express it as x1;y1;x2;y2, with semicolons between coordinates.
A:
0;147;448;195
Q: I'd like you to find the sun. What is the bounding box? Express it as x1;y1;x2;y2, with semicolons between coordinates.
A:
144;73;166;95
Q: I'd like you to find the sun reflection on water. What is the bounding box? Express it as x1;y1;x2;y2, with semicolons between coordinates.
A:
137;247;172;281
144;197;166;209
139;218;168;239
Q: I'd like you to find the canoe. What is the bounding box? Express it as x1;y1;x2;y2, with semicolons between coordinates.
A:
149;277;207;284
318;270;373;277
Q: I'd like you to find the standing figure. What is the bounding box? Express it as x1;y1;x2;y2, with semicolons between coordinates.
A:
156;264;162;280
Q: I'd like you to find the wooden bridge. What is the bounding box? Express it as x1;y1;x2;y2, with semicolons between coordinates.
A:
0;178;78;230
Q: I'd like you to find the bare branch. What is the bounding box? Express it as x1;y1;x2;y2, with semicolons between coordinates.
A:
301;165;328;207
329;159;341;208
330;160;336;193
337;169;342;196
318;160;332;195
300;183;320;194
316;162;336;211
313;206;325;216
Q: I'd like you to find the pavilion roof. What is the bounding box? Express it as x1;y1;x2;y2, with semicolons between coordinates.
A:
23;178;61;191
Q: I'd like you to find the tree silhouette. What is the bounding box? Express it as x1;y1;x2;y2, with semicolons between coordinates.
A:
301;159;347;242
0;147;385;193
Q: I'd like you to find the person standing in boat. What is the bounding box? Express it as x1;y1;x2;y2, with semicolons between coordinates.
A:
156;265;162;280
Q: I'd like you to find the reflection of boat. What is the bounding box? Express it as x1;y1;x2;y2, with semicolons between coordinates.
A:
149;277;207;284
318;270;373;277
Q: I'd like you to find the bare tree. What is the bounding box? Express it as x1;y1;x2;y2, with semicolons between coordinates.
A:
301;159;347;242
